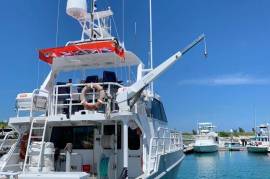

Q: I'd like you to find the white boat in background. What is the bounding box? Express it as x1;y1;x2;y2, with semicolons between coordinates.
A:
225;141;242;151
0;0;207;178
247;124;270;153
193;122;219;153
0;128;13;139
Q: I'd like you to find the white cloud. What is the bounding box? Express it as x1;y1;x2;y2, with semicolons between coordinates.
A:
178;74;270;86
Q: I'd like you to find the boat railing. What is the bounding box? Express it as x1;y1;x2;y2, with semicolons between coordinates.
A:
0;130;21;172
16;89;49;117
148;127;183;174
0;131;18;152
50;82;123;117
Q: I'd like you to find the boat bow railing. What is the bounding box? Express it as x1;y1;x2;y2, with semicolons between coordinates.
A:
148;127;183;174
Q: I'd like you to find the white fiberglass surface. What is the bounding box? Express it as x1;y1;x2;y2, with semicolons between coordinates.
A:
52;51;141;72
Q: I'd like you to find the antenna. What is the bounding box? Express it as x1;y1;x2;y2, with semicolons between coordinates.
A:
149;0;154;94
90;0;96;38
122;0;125;47
66;0;114;41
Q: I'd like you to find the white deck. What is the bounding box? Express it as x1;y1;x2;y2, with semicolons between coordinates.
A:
19;172;89;179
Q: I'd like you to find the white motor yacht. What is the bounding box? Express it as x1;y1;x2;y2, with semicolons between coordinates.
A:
247;124;270;153
193;122;219;153
0;0;207;178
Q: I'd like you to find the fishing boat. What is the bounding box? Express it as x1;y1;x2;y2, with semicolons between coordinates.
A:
247;124;270;153
193;122;219;153
0;0;207;178
223;130;242;151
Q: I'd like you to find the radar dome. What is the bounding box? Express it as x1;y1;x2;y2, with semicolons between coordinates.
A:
66;0;87;19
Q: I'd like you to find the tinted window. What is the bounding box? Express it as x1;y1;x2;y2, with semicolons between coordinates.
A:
151;99;161;120
159;102;168;122
128;127;140;150
150;99;168;122
103;125;121;149
50;126;94;149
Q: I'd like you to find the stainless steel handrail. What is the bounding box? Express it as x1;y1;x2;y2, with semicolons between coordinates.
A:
51;82;123;116
148;127;183;174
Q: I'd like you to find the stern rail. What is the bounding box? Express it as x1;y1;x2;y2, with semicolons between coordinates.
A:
50;82;123;117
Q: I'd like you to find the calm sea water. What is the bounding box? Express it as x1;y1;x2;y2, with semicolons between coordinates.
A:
173;152;270;179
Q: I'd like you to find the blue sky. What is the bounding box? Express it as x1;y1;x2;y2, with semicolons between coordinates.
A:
0;0;270;131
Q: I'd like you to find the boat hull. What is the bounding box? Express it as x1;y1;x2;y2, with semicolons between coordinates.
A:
193;144;218;153
145;150;184;179
247;146;269;153
228;147;241;151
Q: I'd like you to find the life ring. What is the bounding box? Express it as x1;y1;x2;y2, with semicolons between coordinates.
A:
80;83;106;110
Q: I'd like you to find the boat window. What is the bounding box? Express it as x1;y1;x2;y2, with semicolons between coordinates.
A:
103;125;121;149
50;126;94;149
128;127;140;150
159;102;168;122
150;99;168;122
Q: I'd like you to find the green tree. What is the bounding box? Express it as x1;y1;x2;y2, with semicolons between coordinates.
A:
218;131;230;137
238;127;245;133
192;129;197;135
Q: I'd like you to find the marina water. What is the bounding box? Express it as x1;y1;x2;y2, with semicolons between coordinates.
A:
173;152;270;179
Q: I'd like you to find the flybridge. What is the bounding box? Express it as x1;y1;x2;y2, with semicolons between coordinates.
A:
37;0;142;72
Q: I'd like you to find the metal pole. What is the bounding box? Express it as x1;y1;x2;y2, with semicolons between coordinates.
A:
123;120;128;178
149;0;154;94
114;121;118;179
66;150;71;172
90;0;95;39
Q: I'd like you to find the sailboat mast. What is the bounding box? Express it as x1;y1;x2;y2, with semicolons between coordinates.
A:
254;106;256;133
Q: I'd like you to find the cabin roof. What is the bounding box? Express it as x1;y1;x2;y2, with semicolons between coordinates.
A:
50;50;141;72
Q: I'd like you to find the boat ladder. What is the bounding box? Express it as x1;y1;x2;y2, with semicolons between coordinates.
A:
0;131;18;154
0;131;20;171
23;117;48;172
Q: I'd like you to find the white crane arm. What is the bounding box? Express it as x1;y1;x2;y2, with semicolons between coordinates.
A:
116;34;206;111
